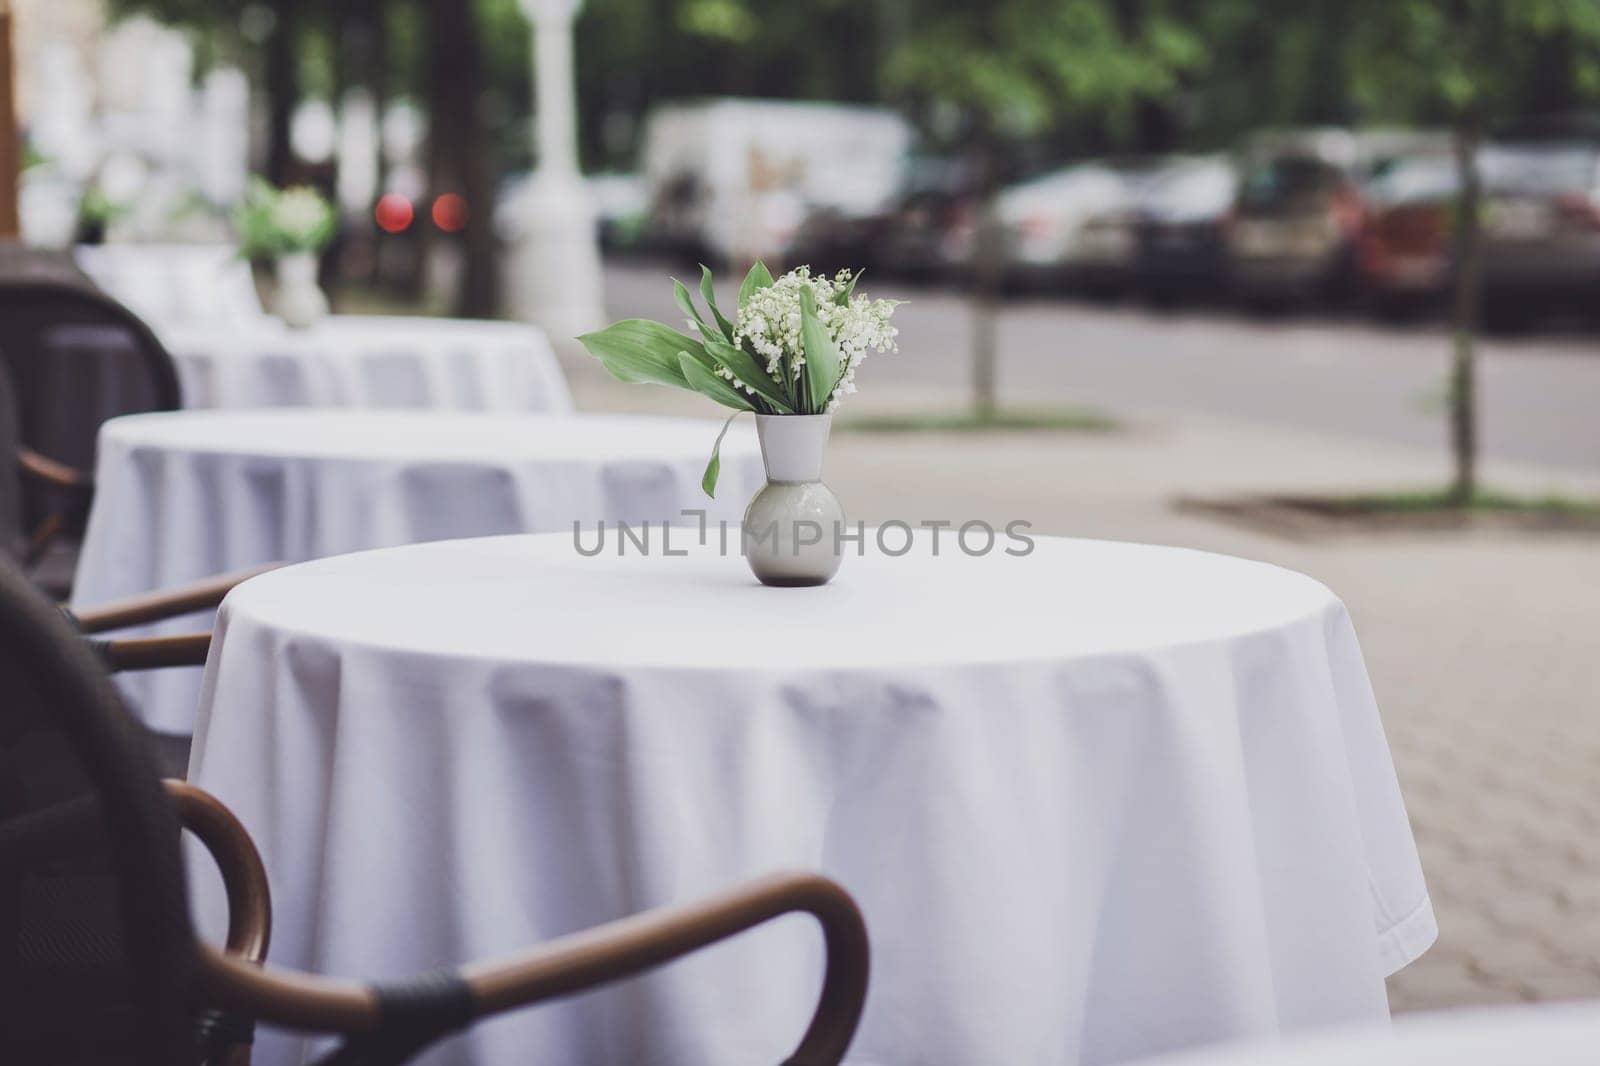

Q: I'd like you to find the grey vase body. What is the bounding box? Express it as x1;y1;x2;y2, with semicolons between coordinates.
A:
744;414;844;587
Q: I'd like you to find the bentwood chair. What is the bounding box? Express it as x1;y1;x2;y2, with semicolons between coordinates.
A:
0;347;269;641
0;562;871;1066
0;351;277;775
0;244;182;574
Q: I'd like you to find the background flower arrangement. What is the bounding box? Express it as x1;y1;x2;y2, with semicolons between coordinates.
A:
578;263;899;494
234;178;336;259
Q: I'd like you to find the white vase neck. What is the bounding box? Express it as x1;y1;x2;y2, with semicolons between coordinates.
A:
755;413;832;482
278;252;318;280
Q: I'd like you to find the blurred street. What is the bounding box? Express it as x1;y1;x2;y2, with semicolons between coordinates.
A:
603;258;1600;473
575;256;1600;1015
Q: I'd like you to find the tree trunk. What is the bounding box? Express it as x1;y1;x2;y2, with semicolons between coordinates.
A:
1448;117;1483;504
0;2;19;238
264;0;300;186
426;0;498;318
969;131;1001;422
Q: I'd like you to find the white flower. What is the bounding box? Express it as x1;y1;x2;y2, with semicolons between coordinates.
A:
271;187;332;249
732;266;899;413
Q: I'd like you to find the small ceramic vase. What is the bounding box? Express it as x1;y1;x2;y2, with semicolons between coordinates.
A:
274;251;329;329
743;413;845;587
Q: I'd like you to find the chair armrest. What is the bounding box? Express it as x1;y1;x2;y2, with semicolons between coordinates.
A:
92;632;211;672
194;871;869;1064
0;785;272;969
72;562;285;633
462;872;868;1064
165;780;271;964
18;447;93;492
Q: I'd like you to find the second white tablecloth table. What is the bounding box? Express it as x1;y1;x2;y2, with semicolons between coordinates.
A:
158;314;573;413
188;531;1435;1066
71;411;763;732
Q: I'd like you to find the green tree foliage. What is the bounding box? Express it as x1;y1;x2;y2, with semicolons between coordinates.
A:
887;0;1205;146
1349;0;1600;127
573;0;883;169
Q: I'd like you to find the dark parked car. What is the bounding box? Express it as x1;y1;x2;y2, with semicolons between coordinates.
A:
1133;156;1237;302
1478;138;1600;325
790;157;983;282
877;158;985;282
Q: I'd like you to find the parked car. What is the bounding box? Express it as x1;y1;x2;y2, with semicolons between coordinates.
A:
876;157;984;281
1356;129;1600;326
495;171;650;251
1227;128;1449;307
639;99;914;266
1357;154;1458;317
1132;155;1238;302
790;155;983;281
995;158;1162;295
1478;137;1600;325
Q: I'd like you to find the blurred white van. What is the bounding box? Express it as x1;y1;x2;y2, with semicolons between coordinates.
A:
641;99;914;266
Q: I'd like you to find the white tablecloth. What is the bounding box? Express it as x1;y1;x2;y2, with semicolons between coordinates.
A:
189;532;1435;1066
72;412;762;732
75;243;266;324
159;315;573;412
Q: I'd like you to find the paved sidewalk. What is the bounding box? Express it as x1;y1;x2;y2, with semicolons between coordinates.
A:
566;354;1600;1015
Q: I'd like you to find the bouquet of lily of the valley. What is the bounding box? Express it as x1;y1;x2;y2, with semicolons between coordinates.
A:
235;178;336;259
578;263;899;495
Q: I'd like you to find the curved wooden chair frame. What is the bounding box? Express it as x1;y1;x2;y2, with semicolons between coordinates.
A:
174;775;869;1066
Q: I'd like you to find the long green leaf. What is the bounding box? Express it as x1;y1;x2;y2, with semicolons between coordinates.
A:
576;320;700;389
678;352;755;412
738;261;775;307
700;410;746;498
702;334;795;414
799;287;842;414
699;264;737;342
672;277;716;341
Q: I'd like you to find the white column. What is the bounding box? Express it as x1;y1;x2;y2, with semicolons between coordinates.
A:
514;0;604;346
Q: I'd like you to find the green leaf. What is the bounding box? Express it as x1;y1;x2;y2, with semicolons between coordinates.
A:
575;320;701;389
699;264;737;341
702;334;795;414
799;287;843;414
834;269;862;306
678;352;755;412
738;260;775;307
672;278;716;342
700;410;746;498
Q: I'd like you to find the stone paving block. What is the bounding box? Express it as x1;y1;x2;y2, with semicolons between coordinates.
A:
1485;890;1570;936
1511;974;1600;1002
1388;965;1524;1013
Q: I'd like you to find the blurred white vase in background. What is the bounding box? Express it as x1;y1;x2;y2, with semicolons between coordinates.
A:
274;252;328;329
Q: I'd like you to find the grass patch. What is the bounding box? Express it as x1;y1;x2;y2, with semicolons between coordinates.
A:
1282;489;1600;517
838;408;1117;434
1181;487;1600;540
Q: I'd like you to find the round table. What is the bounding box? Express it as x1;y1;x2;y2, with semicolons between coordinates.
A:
160;314;573;413
188;531;1435;1066
72;412;763;732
